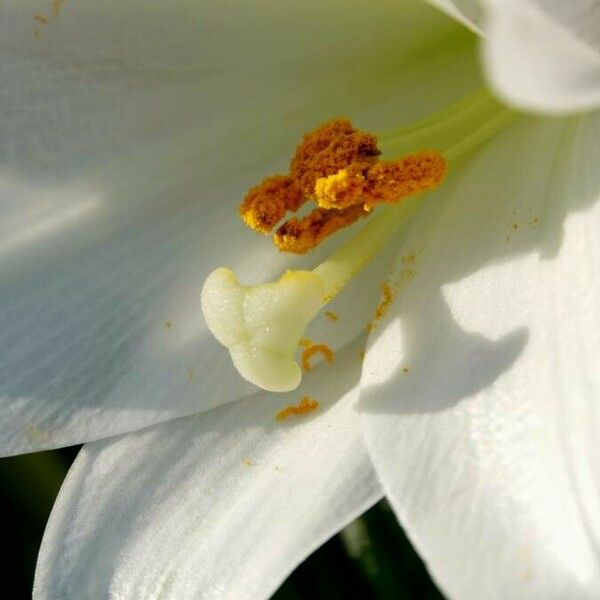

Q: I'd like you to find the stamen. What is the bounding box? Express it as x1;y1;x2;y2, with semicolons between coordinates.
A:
315;151;446;211
289;118;380;197
301;343;334;372
239;175;304;233
273;204;368;254
203;89;518;393
238;118;445;253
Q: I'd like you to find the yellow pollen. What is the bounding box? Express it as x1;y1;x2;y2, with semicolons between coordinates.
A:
239;175;304;234
374;282;394;320
276;396;320;421
238;118;446;253
315;151;446;211
325;311;338;321
34;0;66;28
365;282;396;333
299;338;313;348
301;343;334;371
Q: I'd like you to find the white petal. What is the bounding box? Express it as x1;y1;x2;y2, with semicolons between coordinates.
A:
426;0;484;32
34;339;381;600
0;0;481;454
360;115;600;598
483;0;600;114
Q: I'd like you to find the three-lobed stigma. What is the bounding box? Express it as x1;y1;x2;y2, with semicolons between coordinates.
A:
239;118;446;254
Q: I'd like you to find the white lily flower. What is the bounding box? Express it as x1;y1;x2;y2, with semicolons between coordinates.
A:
1;0;598;599
482;0;600;114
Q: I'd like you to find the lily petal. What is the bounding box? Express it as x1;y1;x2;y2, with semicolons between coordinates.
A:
482;0;600;114
0;0;480;454
426;0;484;32
34;339;381;600
360;116;600;598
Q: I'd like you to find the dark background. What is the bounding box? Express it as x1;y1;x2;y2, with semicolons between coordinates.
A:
2;449;444;599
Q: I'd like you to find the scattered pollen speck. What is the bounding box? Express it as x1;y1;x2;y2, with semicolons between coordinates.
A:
276;396;319;421
299;338;313;348
33;0;66;33
243;459;253;467
302;343;334;371
375;282;394;320
401;253;416;265
186;368;195;380
365;281;397;333
402;367;410;374
325;310;339;321
359;350;366;361
508;215;540;234
164;320;172;329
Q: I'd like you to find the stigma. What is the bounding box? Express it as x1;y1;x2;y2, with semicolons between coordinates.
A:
240;119;446;254
201;267;325;392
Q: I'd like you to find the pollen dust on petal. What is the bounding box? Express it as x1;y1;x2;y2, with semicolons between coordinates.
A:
276;396;319;421
301;343;334;371
325;310;339;322
239;118;446;253
299;338;313;348
34;0;66;34
365;282;395;333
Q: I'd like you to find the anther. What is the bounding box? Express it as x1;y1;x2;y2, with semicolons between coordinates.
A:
239;175;304;233
274;204;368;254
238;118;446;253
315;151;447;211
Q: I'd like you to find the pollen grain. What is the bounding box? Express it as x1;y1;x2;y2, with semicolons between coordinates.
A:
374;282;394;320
301;343;334;371
276;396;320;421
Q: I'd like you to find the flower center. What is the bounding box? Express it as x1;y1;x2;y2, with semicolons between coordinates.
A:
201;89;515;392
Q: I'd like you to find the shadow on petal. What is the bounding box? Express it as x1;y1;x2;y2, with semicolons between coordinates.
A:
359;114;600;415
